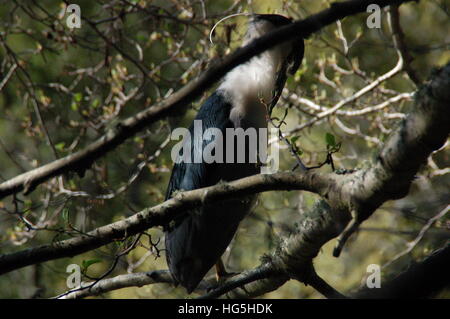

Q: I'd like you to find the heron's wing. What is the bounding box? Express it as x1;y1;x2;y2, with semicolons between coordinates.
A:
164;91;240;292
165;91;233;211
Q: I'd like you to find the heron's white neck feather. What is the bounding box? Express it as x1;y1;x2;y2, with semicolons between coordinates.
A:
218;49;282;128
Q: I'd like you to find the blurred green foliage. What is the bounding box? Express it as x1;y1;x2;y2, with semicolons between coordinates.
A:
0;0;448;298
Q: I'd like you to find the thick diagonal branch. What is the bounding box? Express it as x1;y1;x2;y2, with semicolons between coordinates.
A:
204;63;450;298
0;171;330;275
355;244;450;298
1;63;448;290
0;0;413;200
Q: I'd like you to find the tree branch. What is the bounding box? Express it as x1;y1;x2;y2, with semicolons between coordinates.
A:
388;4;421;86
0;0;414;200
355;244;450;298
57;270;186;299
55;243;449;299
278;62;449;272
1;61;448;293
189;62;450;298
0;171;329;275
197;263;277;299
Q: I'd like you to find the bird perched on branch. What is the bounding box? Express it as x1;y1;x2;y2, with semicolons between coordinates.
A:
164;14;304;293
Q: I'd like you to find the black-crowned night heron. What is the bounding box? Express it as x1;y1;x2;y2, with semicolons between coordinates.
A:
164;14;304;293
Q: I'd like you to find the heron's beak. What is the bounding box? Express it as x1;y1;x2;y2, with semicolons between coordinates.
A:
269;38;304;115
269;64;288;115
287;38;304;75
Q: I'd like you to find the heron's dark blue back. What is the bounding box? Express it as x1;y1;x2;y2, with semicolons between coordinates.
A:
164;91;259;293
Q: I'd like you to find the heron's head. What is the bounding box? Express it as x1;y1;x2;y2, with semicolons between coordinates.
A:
242;14;304;114
244;14;304;76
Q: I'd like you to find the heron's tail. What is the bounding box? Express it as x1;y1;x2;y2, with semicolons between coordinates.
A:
164;207;242;293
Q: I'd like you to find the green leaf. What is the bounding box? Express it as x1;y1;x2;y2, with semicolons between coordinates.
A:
290;136;300;145
68;179;76;189
91;98;100;108
325;132;336;147
82;259;102;270
136;33;147;42
61;208;69;222
55;142;65;151
74;92;82;102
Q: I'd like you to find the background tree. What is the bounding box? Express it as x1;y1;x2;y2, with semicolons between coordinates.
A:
0;0;448;298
